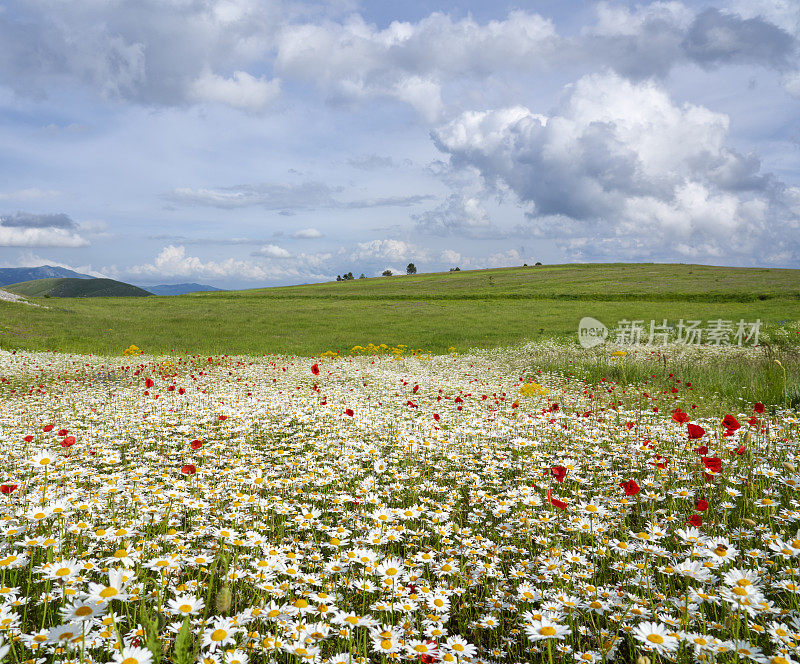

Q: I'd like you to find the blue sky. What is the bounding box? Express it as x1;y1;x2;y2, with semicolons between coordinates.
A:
0;0;798;288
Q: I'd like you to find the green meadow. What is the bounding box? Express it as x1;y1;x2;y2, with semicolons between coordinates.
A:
1;263;798;356
1;261;799;410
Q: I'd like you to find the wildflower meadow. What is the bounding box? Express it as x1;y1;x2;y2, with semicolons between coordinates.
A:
0;342;799;664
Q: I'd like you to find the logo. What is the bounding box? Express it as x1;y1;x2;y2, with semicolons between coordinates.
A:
578;317;608;349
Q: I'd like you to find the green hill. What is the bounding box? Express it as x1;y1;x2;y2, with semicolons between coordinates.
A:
0;263;798;356
220;263;800;302
4;277;152;298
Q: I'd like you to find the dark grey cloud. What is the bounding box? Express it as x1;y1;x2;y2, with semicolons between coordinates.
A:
0;211;76;229
683;8;796;70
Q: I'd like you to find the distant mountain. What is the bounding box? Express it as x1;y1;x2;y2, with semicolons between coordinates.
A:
0;265;93;286
4;278;152;298
144;283;223;296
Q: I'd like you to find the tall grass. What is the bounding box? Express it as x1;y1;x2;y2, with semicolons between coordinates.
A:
526;340;799;414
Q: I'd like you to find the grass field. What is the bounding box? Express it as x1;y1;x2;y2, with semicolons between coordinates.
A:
2;262;798;411
1;263;798;357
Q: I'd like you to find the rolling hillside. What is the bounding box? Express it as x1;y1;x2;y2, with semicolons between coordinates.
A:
0;263;797;356
4;278;152;298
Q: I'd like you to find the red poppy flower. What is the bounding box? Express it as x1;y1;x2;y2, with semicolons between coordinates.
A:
178;388;185;395
218;415;227;421
722;414;741;432
671;410;690;424
345;409;354;417
311;364;320;376
620;480;640;496
42;424;54;432
687;514;702;527
694;445;709;455
549;465;568;483
754;402;765;414
413;384;419;393
60;436;76;447
23;435;33;443
695;498;709;511
189;440;203;450
687;424;705;440
547;488;567;510
57;429;68;437
701;457;722;473
180;464;197;475
748;416;759;427
0;484;18;495
145;378;154;388
729;446;745;456
433;413;440;421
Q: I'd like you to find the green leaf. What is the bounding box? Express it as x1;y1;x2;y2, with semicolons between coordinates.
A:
173;616;193;664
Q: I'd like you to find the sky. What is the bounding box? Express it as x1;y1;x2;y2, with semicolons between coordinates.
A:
0;0;799;288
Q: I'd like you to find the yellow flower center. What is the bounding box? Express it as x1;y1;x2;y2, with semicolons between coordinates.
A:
647;634;664;644
211;629;227;641
539;626;557;636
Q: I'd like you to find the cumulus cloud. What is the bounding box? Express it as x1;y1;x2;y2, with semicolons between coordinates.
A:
275;11;557;120
129;245;269;280
682;8;796;70
578;2;798;80
253;244;293;258
3;1;797;117
0;0;285;108
348;239;428;263
413;195;494;237
188;70;281;112
432;72;800;263
0;212;89;246
273;5;799;118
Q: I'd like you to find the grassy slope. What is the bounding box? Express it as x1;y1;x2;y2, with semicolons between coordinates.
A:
0;263;798;357
4;277;152;298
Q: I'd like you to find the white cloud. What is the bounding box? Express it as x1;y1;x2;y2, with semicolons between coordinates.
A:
129;245;268;280
188;70;281;112
291;228;323;239
439;249;462;265
275;11;557;120
414;194;494;237
254;243;293;258
432;72;800;263
348;239;427;263
0;221;88;247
